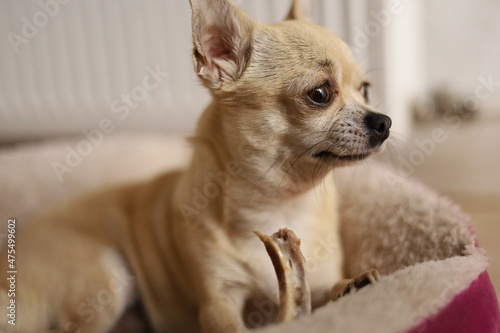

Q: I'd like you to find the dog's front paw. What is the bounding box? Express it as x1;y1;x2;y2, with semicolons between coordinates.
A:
330;268;380;301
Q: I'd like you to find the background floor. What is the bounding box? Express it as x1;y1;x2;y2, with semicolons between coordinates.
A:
408;109;500;300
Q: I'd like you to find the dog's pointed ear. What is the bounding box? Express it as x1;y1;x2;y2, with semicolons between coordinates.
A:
189;0;256;89
286;0;311;21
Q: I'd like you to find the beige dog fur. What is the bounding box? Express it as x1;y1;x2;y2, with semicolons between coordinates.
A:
0;0;393;332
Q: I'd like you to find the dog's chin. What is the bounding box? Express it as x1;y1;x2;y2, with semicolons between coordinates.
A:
312;150;371;163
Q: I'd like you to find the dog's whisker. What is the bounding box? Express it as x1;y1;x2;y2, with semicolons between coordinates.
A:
374;100;387;110
251;149;289;193
385;142;403;169
387;134;406;149
311;141;335;187
382;144;395;166
312;151;334;207
364;67;386;76
275;138;337;193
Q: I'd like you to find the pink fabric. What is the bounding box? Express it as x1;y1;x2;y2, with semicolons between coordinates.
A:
408;272;500;333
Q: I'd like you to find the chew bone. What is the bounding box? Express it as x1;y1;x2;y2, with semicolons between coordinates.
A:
254;228;311;322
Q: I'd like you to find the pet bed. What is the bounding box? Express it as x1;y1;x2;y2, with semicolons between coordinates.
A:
1;132;498;333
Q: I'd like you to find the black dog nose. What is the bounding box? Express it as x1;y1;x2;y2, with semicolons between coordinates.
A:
364;112;392;146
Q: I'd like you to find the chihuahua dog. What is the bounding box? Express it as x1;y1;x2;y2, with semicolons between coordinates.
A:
0;0;391;332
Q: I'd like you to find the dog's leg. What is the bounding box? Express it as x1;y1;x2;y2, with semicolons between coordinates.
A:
57;248;135;333
313;269;380;309
329;269;380;302
198;279;250;333
0;229;134;333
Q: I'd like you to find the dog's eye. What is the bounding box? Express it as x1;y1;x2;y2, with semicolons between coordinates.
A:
307;83;332;106
360;82;370;103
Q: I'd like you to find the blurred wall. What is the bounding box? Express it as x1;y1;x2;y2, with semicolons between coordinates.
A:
424;0;500;113
0;0;209;141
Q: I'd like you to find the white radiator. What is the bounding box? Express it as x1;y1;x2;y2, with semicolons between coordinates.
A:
0;0;368;142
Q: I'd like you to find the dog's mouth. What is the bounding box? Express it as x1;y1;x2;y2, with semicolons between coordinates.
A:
312;150;370;162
